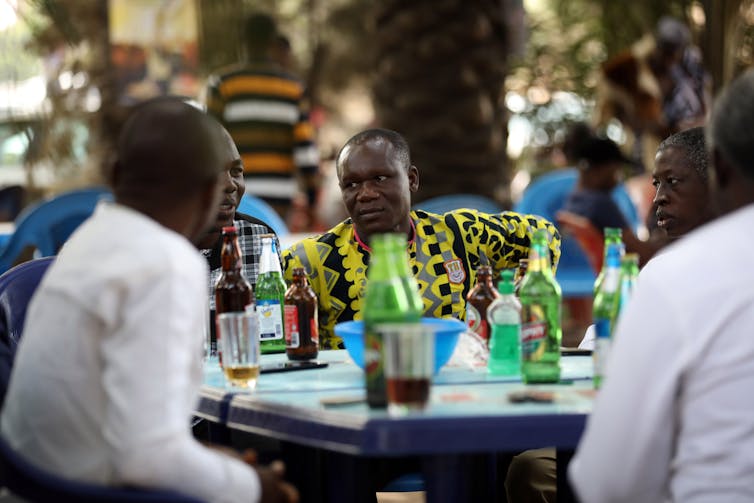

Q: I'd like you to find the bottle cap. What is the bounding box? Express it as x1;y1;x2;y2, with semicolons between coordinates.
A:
605;227;623;239
222;226;236;234
498;270;515;295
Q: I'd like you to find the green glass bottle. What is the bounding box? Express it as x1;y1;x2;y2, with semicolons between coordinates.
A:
518;229;562;383
594;227;624;295
619;252;640;313
592;245;622;389
256;235;287;354
363;234;422;408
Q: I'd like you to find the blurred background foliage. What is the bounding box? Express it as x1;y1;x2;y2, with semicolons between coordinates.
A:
1;0;752;206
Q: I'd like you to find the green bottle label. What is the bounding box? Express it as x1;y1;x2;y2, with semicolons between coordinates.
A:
258;300;283;340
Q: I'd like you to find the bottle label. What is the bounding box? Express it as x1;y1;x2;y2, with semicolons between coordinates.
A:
466;304;489;340
521;321;547;362
284;305;299;348
257;300;284;340
310;317;319;346
594;318;611;340
593;336;611;384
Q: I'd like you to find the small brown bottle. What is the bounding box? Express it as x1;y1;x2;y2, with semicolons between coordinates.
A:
214;226;254;366
284;267;319;360
465;265;500;343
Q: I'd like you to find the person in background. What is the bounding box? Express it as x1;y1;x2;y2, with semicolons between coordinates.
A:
570;68;754;503
281;128;561;349
596;16;710;173
206;13;319;229
562;135;661;265
0;98;297;503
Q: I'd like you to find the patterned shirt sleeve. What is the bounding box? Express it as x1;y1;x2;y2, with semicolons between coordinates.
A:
457;210;561;274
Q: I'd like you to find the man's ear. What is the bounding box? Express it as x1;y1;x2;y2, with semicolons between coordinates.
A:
407;165;419;192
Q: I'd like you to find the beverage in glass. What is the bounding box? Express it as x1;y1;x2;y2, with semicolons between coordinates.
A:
218;312;260;389
382;323;433;415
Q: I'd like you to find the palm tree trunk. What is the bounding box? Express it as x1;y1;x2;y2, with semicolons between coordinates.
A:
371;0;511;205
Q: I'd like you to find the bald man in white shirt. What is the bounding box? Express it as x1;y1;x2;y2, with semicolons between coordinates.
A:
0;98;297;503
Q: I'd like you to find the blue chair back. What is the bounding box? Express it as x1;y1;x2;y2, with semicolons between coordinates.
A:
0;257;54;407
236;194;289;237
0;434;204;502
0;187;112;274
514;169;638;297
413;194;502;214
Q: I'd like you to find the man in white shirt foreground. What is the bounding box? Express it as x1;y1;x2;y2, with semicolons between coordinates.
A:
569;69;754;502
0;98;298;503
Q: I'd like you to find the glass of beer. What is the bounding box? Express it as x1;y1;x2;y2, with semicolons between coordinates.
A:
381;323;434;416
218;311;260;389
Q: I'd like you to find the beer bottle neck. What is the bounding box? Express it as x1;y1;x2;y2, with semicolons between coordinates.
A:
527;242;551;274
220;234;242;273
261;238;282;274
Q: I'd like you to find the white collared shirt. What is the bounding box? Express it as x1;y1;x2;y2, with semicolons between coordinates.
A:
569;204;754;502
1;202;260;503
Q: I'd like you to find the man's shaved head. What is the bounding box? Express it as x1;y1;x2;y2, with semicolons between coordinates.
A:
114;97;225;203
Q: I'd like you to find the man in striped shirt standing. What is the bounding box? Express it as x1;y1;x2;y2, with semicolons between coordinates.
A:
206;13;319;228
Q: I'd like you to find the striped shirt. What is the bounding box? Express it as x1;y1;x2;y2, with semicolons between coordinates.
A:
282;209;561;349
206;62;319;207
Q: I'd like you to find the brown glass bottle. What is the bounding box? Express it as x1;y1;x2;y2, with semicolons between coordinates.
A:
465;265;500;343
214;226;254;365
284;267;319;360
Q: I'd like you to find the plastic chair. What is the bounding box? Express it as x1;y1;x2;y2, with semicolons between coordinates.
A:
0;187;112;274
413;194;502;214
513;169;638;297
236;194;289;237
0;434;204;503
556;211;604;273
0;257;54;407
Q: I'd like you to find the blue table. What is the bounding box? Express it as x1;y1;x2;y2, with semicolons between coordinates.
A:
197;351;595;502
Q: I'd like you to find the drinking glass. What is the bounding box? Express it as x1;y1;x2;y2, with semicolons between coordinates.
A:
217;312;260;389
381;323;434;416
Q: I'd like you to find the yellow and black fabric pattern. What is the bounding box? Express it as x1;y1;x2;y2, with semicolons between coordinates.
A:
282;209;561;349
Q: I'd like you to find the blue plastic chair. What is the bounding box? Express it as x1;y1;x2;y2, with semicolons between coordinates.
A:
0;187;112;274
236;194;289;237
413;194;502;214
514;169;638;297
0;434;204;502
0;257;54;407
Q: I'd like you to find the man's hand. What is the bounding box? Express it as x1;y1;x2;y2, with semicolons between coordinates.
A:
257;460;299;503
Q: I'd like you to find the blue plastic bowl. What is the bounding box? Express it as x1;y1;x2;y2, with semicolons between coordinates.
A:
333;317;465;374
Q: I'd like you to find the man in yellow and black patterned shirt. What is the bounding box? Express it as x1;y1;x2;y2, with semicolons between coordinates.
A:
282;129;560;349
